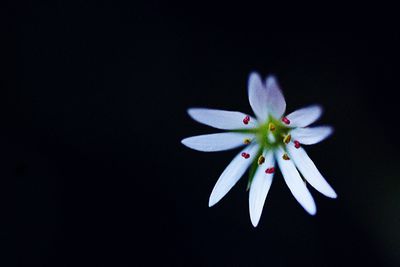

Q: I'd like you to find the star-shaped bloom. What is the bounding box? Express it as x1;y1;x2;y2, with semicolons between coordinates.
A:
182;72;336;227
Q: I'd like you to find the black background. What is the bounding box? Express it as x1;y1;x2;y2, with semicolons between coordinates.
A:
6;2;400;266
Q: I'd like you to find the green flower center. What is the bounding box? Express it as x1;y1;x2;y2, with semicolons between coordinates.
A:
233;115;293;189
234;116;292;151
255;116;292;150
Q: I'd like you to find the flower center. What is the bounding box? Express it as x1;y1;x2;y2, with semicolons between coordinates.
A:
254;116;292;150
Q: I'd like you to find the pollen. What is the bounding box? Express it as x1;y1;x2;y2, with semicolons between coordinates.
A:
258;155;265;165
283;134;291;144
268;123;276;131
294;140;301;148
243;115;250;125
281;117;290;125
241;152;250;159
282;153;290;160
265;167;275;174
243;138;251;145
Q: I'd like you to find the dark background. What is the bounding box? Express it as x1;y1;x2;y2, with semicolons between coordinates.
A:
5;2;400;266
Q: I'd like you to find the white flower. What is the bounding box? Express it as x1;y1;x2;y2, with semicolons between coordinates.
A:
181;72;336;227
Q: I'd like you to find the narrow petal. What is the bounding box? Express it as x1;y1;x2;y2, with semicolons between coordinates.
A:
286;105;323;127
249;151;274;227
287;145;337;198
209;144;260;207
276;148;316;215
248;72;269;121
265;75;286;119
181;133;255;152
188;108;257;130
290;126;333;145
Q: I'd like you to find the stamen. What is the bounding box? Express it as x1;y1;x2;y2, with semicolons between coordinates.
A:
243;138;251;145
265;167;275;174
241;152;250;159
258;155;265;165
243;115;250;125
283;134;291;144
268;123;276;131
282;153;290;160
294;140;301;149
281;117;290;125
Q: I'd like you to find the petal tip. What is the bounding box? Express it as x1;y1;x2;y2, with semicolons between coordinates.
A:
265;74;278;86
322;126;334;141
180;138;190;147
187;107;197;117
310;104;324;118
208;197;216;207
327;190;337;199
250;215;260;227
209;192;219;207
248;72;263;91
322;184;337;198
315;104;324;112
308;208;317;216
304;201;317;216
249;71;262;80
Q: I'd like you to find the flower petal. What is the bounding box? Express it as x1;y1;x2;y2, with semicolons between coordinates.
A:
248;72;269;122
209;144;260;207
265;75;286;119
287;145;337;198
290;126;333;145
249;151;274;227
188;108;257;130
276;148;316;215
181;133;255;152
286;105;323;127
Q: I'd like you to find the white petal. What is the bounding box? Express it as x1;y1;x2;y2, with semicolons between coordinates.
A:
188;108;257;130
248;72;269;122
286;105;323;127
249;151;274;227
275;148;316;215
287;145;337;198
265;75;286;119
209;144;260;207
181;133;255;152
290;126;333;145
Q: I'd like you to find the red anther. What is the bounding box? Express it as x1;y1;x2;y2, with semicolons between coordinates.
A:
265;167;275;174
241;152;250;159
294;140;301;149
243;115;250;125
281;117;290;125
